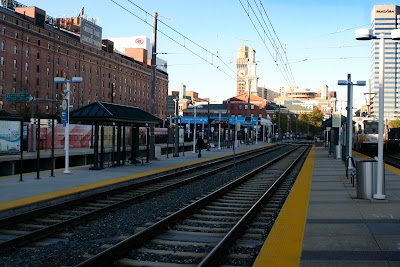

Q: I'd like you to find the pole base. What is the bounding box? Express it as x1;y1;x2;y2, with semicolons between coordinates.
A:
63;170;71;174
373;193;386;200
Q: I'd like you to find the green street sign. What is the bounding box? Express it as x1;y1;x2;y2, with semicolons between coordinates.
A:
5;93;31;102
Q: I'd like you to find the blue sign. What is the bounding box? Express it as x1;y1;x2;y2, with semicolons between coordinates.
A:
61;99;68;127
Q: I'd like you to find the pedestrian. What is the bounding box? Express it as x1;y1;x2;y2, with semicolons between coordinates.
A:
196;137;205;158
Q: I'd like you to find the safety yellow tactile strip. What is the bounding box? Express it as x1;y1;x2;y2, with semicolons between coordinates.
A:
253;147;315;267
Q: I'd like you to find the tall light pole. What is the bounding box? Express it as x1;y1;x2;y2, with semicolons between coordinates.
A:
149;12;158;160
338;75;365;175
355;28;400;200
173;97;179;157
54;76;83;174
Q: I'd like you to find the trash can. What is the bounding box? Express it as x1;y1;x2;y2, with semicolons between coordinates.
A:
356;160;376;199
356;160;385;199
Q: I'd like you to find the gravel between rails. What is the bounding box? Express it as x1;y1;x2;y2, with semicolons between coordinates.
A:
0;146;299;267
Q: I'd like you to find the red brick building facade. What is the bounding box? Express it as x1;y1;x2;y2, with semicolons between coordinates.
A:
227;93;267;119
0;4;168;120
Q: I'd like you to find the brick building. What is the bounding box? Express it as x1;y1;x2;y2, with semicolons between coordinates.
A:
0;2;168;120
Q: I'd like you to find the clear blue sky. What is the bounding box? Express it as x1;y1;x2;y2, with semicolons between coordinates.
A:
20;0;400;107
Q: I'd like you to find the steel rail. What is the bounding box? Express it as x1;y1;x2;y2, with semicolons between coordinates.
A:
75;145;305;267
0;145;283;252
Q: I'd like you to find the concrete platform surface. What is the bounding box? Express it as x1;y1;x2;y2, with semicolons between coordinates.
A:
301;147;400;266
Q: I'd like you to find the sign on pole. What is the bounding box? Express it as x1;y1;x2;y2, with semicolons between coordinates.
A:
5;93;31;102
61;99;68;127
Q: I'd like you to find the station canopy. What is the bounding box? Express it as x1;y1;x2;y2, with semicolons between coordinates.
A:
70;102;162;126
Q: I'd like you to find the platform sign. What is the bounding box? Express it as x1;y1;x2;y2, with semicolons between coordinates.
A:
332;112;340;127
61;99;68;127
5;93;31;102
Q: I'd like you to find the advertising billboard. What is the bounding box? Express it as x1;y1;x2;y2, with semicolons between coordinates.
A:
0;120;21;153
80;18;102;49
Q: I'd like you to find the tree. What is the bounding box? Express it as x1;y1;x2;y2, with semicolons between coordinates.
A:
298;108;324;137
390;119;400;129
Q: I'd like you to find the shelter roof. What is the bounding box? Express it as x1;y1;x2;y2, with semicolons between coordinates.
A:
70;102;162;125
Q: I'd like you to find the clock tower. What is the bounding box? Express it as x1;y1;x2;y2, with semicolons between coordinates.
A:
236;46;259;96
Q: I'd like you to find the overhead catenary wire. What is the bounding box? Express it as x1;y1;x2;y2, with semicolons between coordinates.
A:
238;0;296;87
110;0;238;80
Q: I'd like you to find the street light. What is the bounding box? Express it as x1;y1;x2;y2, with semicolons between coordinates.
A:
355;28;400;200
54;76;83;174
338;75;365;177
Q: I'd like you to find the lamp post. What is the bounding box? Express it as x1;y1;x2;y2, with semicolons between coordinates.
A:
54;76;83;174
173;97;179;157
355;28;400;200
338;75;365;176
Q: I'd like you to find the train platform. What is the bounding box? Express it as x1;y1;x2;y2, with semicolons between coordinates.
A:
254;146;400;267
0;142;268;218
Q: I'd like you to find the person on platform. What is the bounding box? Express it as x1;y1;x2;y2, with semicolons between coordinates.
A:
196;137;205;158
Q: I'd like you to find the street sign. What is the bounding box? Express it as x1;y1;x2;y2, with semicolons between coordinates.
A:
5;93;31;102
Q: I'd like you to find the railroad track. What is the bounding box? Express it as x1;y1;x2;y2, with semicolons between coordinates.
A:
75;145;310;267
0;144;286;254
358;150;400;168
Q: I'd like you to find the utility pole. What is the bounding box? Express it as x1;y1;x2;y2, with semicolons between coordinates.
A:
149;12;158;160
246;82;251;145
173;97;179;157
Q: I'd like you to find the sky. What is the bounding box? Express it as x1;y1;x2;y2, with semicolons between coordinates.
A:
18;0;400;108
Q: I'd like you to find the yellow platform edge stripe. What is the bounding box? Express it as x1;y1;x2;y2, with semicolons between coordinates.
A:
252;147;315;267
0;147;259;212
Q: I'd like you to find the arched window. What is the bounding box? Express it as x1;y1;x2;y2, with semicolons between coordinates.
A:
37;52;40;59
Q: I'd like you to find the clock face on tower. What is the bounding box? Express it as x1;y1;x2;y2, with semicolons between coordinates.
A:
238;69;246;77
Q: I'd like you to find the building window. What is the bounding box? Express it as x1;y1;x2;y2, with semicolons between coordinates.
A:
37;52;40;59
24;76;28;84
36;78;39;86
46;67;50;76
47;55;50;63
1;41;4;51
1;28;4;35
26;35;29;42
14;32;18;38
66;59;68;67
47;43;51;49
13;74;16;82
25;49;29;57
25;62;28;71
57;57;60;65
36;65;39;73
37;39;40;46
13;59;17;68
0;57;4;65
0;71;3;80
13;45;17;54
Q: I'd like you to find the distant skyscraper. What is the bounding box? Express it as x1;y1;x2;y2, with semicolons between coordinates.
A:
370;5;400;119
